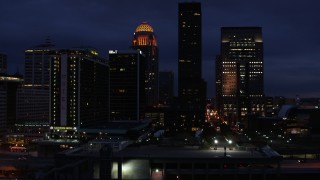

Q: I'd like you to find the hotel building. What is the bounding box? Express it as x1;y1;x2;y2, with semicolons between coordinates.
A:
50;47;109;139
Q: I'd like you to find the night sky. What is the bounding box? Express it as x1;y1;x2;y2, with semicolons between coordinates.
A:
1;0;320;98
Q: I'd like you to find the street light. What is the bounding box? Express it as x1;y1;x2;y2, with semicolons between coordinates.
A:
214;139;218;150
228;140;233;150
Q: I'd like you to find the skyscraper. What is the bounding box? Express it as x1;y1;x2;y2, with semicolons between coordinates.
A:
132;22;159;107
17;40;55;130
178;2;206;131
50;48;109;139
0;74;22;135
216;27;264;125
109;50;146;121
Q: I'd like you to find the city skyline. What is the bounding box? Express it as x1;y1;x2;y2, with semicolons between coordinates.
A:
1;0;320;98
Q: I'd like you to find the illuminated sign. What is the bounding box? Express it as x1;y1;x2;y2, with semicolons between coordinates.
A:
90;50;98;56
52;126;73;130
109;50;118;54
0;76;23;82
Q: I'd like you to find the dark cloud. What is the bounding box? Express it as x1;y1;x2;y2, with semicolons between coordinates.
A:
1;0;320;98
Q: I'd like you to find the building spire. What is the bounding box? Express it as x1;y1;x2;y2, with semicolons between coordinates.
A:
13;64;23;78
33;36;54;48
45;36;54;46
46;36;50;43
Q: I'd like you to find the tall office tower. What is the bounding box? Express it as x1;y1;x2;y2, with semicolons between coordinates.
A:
132;22;159;107
0;52;7;73
50;48;109;139
0;74;22;135
109;50;146;121
159;71;174;105
178;2;206;131
17;40;55;130
0;79;5;135
216;27;264;125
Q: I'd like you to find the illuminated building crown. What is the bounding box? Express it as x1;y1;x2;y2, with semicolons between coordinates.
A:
135;22;154;32
133;22;157;46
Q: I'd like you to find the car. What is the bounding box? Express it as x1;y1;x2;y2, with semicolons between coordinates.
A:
297;159;306;163
18;155;28;160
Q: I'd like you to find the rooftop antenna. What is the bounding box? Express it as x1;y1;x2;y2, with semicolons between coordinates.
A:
45;36;55;47
46;36;51;44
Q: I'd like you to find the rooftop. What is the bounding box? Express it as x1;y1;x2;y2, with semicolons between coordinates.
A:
113;145;279;160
